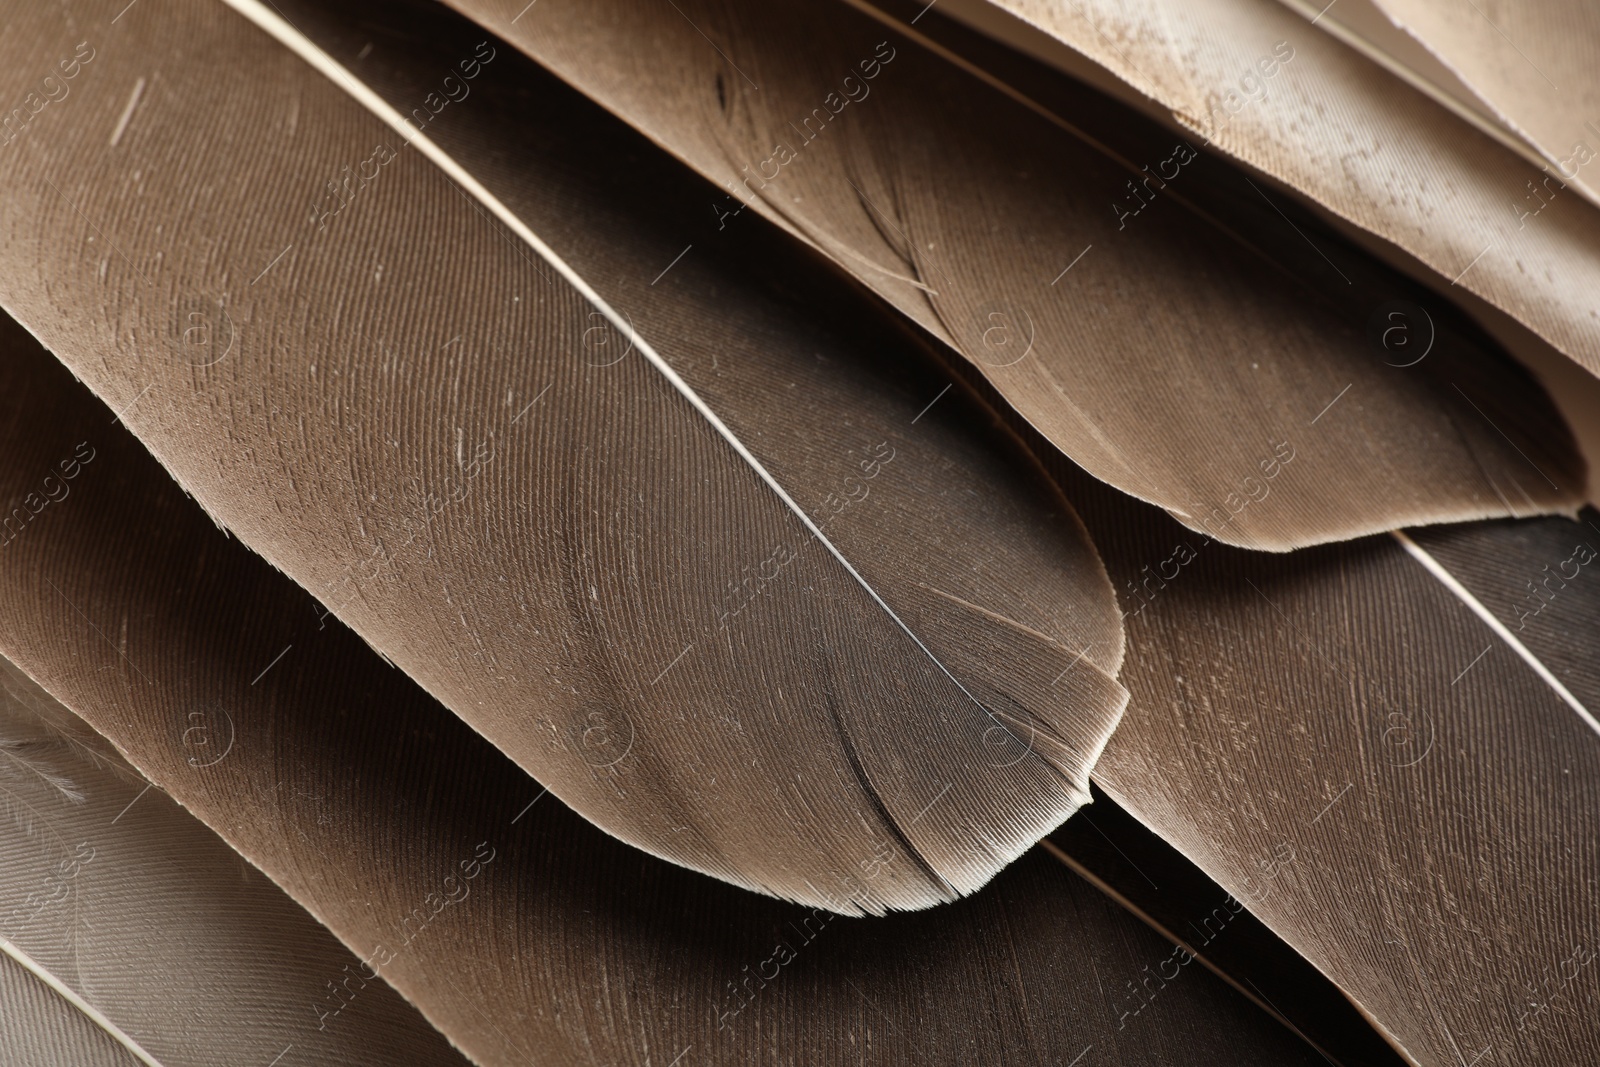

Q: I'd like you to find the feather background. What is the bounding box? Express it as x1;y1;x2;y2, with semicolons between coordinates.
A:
0;0;1595;1062
0;304;1353;1065
938;0;1600;373
1361;0;1600;207
1052;439;1600;1064
0;0;1138;914
438;0;1586;549
0;655;469;1067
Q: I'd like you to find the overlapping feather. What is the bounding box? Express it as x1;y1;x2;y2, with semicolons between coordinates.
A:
0;0;1129;913
0;294;1338;1067
938;0;1600;377
0;0;1595;1062
0;658;469;1067
438;0;1584;549
1046;452;1600;1066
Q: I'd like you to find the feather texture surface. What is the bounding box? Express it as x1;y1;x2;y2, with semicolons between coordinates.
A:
0;952;142;1067
1269;0;1540;161
939;0;1600;375
0;658;470;1067
1408;509;1600;723
0;0;1130;912
435;0;1584;550
0;0;1592;1058
1047;793;1411;1067
0;302;1337;1066
1361;0;1600;207
856;0;1600;504
1018;446;1600;1066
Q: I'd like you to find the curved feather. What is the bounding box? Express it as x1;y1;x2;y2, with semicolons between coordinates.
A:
1360;0;1600;210
0;659;470;1067
0;0;1127;911
852;0;1600;508
937;0;1600;380
873;0;1597;503
0;293;1340;1065
436;0;1584;550
1029;444;1600;1065
1046;794;1412;1067
1270;0;1545;164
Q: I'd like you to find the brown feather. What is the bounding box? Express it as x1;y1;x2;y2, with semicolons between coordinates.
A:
1048;793;1412;1067
938;0;1600;377
435;0;1584;549
0;658;470;1067
1017;444;1600;1066
1359;0;1600;209
0;303;1340;1066
0;0;1128;912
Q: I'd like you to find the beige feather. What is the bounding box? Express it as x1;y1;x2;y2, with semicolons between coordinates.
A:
937;0;1600;375
1038;445;1600;1066
0;245;1341;1067
1360;0;1600;209
434;0;1585;549
0;0;1132;913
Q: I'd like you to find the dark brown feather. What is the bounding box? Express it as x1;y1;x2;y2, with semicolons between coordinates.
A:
1048;791;1411;1067
1409;508;1600;709
0;305;1339;1066
0;658;470;1067
0;0;1126;911
1018;448;1600;1067
439;0;1584;549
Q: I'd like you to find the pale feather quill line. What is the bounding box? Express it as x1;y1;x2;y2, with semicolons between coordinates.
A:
1270;0;1547;168
0;935;165;1067
1392;529;1600;738
214;0;1066;804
